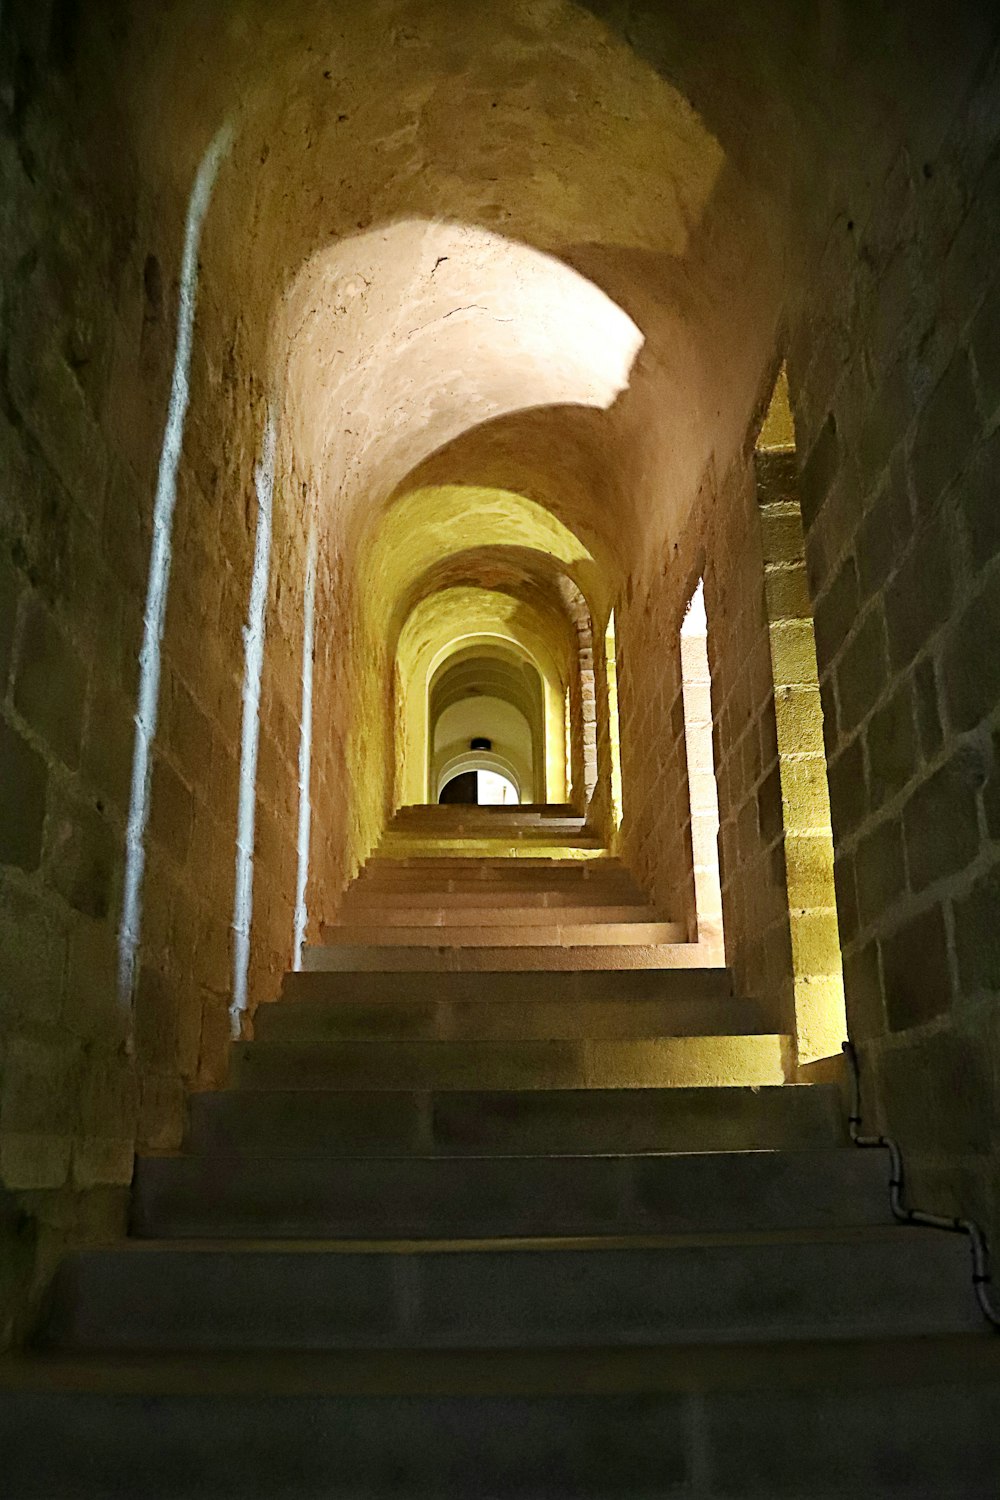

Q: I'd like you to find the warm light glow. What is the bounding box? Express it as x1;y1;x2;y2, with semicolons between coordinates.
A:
396;587;574;808
476;770;519;805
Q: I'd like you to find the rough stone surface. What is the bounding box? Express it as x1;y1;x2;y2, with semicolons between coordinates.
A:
0;0;999;1344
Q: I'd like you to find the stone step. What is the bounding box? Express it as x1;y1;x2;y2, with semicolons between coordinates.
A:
356;866;621;883
187;1083;845;1157
39;1227;982;1353
278;965;736;1006
256;992;763;1045
388;815;588;833
229;1035;789;1091
319;920;686;947
340;887;646;908
302;942;708;972
131;1148;892;1240
395;803;578;816
361;856;616;870
348;882;647;903
375;839;605;856
332;903;664;926
5;1338;999;1497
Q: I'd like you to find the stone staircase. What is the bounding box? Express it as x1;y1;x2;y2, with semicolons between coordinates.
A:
2;805;999;1495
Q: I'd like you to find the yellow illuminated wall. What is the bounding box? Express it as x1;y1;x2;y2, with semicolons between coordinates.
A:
756;368;847;1063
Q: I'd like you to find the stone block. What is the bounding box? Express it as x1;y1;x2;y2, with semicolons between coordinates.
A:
0;1132;72;1191
827;733;867;840
814;555;858;666
831;850;858;945
953;862;1000;996
910;348;980;515
133;965;179;1071
902;755;980;892
0;880;66;1031
768;620;819;689
763;562;811;622
78;1053;138;1152
71;1137;135;1188
912;658;943;760
46;788;117;919
779;758;832;834
137;1074;185;1153
0;552;21;692
5;266;109;519
789;910;842;977
758;503;805;566
969;275;1000;421
857;355;913;482
779;690;827;762
960;421;1000;572
165;677;212;783
843;940;884;1042
64;917;124;1044
11;596;86;767
856;459;913;603
880;1027;993;1156
854;816;906;929
755;764;783;846
0;1032;80;1134
835;605;888;734
885;507;956;670
81;678;135;816
0;717;48;871
798;413;839;530
881;903;953;1030
943;563;1000;732
149;755;194;865
865;680;919;806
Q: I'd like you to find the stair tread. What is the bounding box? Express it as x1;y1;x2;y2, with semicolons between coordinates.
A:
5;1331;999;1395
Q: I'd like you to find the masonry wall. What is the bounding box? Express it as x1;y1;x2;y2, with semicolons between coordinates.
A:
0;8;311;1343
786;34;1000;1238
618;457;796;1038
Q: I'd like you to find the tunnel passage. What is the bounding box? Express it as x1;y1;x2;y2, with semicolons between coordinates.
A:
2;0;1000;1348
428;647;545;805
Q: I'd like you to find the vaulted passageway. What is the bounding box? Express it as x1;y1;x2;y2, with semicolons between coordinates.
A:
3;0;1000;1486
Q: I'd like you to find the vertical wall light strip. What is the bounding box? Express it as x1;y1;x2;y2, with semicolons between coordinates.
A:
230;407;277;1037
292;521;318;970
118;121;233;1012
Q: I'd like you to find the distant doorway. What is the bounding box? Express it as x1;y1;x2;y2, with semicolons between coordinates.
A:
439;769;520;805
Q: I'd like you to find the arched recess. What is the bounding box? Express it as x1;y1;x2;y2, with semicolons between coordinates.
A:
396;586;574;808
429;646;547;803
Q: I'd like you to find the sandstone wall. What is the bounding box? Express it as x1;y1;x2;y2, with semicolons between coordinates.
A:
786;34;1000;1237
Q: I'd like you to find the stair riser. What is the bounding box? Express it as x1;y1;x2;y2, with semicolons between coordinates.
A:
132;1151;892;1240
255;997;764;1043
8;1384;998;1499
42;1234;981;1352
332;904;661;926
229;1036;789;1091
319;922;685;947
339;889;646;908
277;967;735;1007
301;943;707;972
187;1087;846;1157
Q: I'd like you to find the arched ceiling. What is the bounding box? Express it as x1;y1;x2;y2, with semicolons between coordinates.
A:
120;0;793;585
362;485;599;643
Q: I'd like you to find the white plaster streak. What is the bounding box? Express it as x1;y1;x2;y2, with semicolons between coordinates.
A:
231;406;277;1036
293;521;318;970
117;121;234;1013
